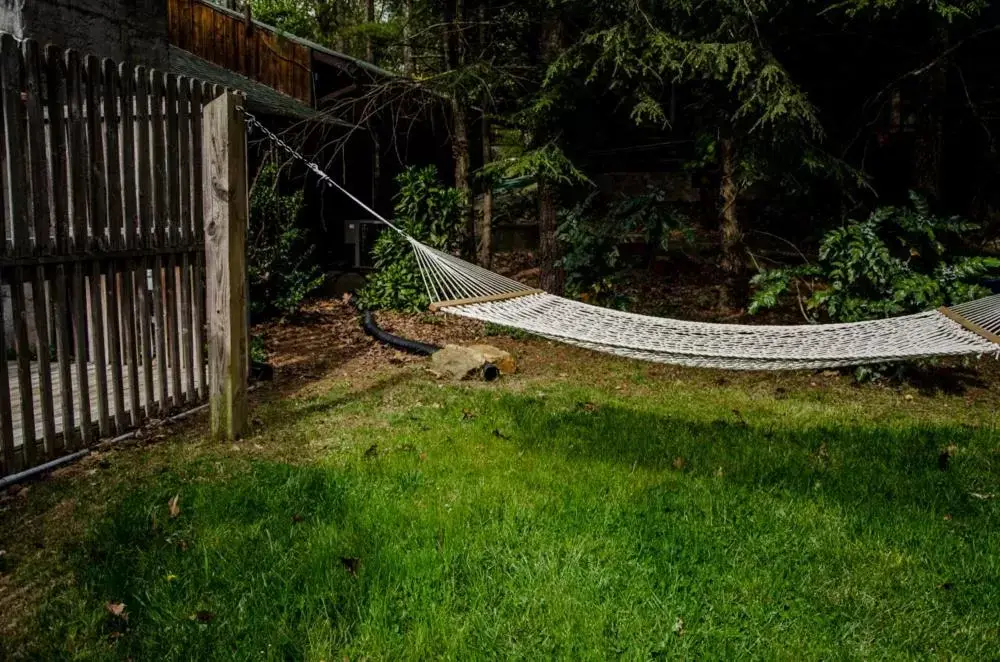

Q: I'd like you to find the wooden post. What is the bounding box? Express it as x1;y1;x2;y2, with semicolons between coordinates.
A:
202;91;247;441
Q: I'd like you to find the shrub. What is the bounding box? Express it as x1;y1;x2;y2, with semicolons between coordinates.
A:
749;193;1000;322
558;187;690;306
248;162;323;320
358;166;464;311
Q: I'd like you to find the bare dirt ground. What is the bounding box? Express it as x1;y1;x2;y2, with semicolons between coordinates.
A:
254;294;1000;411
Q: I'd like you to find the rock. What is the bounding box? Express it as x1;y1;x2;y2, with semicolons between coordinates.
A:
429;344;516;381
466;345;517;375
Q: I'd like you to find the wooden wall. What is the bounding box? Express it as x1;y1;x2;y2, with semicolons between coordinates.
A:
168;0;312;105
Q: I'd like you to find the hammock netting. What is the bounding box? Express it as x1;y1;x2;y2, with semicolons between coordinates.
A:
411;240;1000;370
242;110;1000;371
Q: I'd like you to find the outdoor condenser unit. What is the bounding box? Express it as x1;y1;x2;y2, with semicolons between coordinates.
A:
344;219;387;269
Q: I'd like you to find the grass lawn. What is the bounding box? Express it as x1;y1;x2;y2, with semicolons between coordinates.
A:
2;326;1000;659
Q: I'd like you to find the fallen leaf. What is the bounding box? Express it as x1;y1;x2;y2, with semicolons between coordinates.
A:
462;409;477;420
105;602;128;621
419;452;428;462
341;557;361;575
943;514;953;521
673;616;685;636
672;457;686;471
577;402;598;413
168;494;181;519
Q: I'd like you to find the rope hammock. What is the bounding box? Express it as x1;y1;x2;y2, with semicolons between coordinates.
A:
243;111;1000;371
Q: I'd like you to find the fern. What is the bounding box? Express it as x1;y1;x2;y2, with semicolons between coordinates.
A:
750;193;1000;323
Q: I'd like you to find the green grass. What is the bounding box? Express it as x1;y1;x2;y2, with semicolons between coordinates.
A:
3;367;1000;660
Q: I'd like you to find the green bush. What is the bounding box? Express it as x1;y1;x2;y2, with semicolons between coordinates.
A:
749;193;1000;322
357;166;464;311
558;187;690;306
248;162;323;320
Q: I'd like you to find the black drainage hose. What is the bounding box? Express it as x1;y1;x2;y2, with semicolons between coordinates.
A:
482;363;500;382
350;296;442;356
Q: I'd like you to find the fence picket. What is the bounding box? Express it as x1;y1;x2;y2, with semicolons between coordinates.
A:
152;256;167;411
166;74;180;247
11;276;35;465
24;40;56;453
193;81;207;398
178;78;195;401
134;67;155;417
46;46;75;450
88;262;110;436
100;59;126;430
104;262;126;430
1;36;36;464
150;70;169;409
119;63;141;423
165;254;181;408
66;51;93;445
72;263;93;446
85;56;107;251
0;277;14;471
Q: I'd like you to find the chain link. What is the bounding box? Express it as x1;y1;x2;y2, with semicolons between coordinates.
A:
238;107;406;236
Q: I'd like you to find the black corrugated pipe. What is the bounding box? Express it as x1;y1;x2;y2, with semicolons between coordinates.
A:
350;296;442;356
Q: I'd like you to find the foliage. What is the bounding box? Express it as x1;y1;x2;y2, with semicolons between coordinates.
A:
358;166;464;311
750;192;1000;322
558;187;691;305
248;162;324;320
250;334;269;365
483;322;532;340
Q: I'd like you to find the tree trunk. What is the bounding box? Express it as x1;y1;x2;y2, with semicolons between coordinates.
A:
718;135;743;310
478;112;493;267
366;0;375;63
451;99;473;257
443;0;474;259
538;179;564;294
913;26;948;200
535;12;564;294
403;0;414;74
475;0;492;267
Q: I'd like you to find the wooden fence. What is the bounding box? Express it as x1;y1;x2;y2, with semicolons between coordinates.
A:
0;34;244;478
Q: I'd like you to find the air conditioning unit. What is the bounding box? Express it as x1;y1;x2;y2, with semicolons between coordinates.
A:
344;219;387;269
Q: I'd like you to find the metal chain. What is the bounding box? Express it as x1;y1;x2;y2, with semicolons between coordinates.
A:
237;107;407;236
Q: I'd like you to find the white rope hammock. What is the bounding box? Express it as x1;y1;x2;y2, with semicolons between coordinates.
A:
242;111;1000;371
411;240;1000;370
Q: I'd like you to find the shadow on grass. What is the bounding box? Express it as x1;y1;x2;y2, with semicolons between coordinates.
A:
488;392;999;520
29;463;377;660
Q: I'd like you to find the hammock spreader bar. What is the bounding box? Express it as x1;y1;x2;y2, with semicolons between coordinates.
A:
937;306;1000;345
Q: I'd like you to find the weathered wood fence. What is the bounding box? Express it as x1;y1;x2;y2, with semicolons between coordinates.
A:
0;34;249;479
